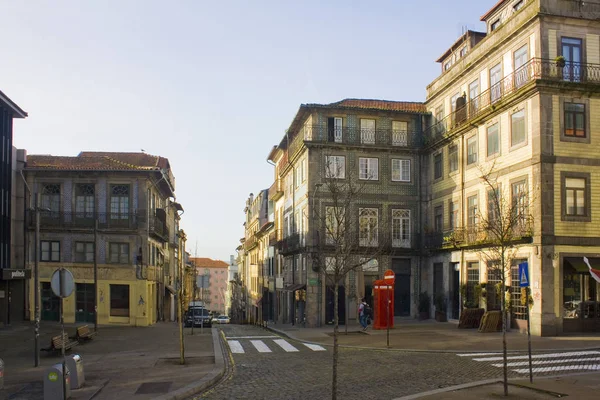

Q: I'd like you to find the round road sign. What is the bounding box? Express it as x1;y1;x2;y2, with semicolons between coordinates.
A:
383;269;395;283
51;268;75;298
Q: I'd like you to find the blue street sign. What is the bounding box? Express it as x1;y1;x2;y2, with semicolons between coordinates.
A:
519;262;530;287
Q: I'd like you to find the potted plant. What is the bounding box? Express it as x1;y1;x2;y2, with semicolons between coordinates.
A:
418;292;431;320
434;293;448;322
555;55;566;68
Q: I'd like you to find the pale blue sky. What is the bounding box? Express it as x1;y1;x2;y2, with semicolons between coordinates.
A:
1;0;489;261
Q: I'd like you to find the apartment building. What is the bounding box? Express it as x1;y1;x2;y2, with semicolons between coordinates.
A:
267;99;428;327
190;257;229;315
25;151;181;326
422;0;600;335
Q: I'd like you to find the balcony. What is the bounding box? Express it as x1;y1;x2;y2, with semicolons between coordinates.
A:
149;216;169;242
424;58;600;146
425;220;533;250
244;235;258;251
278;233;303;255
268;230;278;246
300;125;419;148
268;179;284;201
28;211;142;230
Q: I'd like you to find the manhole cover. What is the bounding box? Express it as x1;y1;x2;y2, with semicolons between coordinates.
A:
135;382;172;394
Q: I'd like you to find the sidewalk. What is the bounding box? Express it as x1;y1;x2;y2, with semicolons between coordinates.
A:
0;321;224;400
395;372;600;399
267;317;600;352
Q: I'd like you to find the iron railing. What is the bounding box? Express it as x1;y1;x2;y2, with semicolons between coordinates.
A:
424;220;533;250
149;216;169;241
300;125;419;148
424;58;600;145
28;211;144;230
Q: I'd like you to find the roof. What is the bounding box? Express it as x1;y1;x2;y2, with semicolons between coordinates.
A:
305;98;427;113
0;89;27;118
26;152;170;171
481;0;507;21
436;30;487;63
190;257;229;268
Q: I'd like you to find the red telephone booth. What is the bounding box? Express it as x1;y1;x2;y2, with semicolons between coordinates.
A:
373;279;394;330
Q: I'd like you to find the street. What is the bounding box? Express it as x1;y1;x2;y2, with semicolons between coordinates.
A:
193;324;600;400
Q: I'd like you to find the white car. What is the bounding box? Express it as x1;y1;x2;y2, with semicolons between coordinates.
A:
216;315;230;324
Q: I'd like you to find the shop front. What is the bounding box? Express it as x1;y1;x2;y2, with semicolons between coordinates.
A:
563;257;600;333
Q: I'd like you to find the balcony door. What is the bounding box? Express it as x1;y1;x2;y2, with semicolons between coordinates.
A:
562;37;582;82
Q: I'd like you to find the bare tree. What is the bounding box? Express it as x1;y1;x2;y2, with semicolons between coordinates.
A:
311;155;389;400
473;163;534;396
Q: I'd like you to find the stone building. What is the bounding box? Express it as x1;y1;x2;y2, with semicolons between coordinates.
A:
24;151;181;326
190;257;230;315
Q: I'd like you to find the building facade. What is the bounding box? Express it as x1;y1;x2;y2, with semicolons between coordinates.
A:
190;257;229;315
25;151;180;326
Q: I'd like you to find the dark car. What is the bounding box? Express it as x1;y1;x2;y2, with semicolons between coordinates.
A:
185;307;211;327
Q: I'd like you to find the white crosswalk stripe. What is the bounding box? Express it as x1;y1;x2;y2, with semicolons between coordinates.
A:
225;337;327;355
458;350;600;375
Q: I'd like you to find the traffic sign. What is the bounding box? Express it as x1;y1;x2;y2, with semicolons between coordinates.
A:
383;269;395;284
519;262;529;287
51;268;75;298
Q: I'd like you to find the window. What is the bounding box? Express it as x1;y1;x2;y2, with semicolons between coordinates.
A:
434;153;443;179
41;241;60;262
511;110;526;146
451;93;460;114
75;184;94;218
449;201;458;229
75;242;94;263
359;208;378;247
295;165;301;188
466;262;480;308
359;158;378;180
392;121;408;146
487;123;500;157
110;284;130;317
110;243;130;264
486;263;502;311
448;144;458;172
360;119;376;144
491;19;500;31
325;156;345;179
327;117;343;143
435;104;444;123
391;159;411;182
565;177;586;216
434;205;443;232
513;0;524;11
487;188;501;226
392;209;410;248
564;103;585;137
110;185;129;220
511;260;528;320
514;45;528;87
512;180;528;232
325;207;344;245
561;37;582;82
469;80;480;115
41;184;60;217
459;46;467;58
287;173;293;193
490;63;502;102
444;60;452;71
467;195;479;227
467;135;478;165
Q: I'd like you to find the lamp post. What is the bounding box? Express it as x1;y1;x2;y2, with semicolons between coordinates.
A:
32;194;50;368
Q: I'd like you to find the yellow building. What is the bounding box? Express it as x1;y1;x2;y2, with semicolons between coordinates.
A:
25;151;181;326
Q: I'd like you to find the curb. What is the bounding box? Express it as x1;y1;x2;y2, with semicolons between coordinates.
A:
265;326;600;354
150;328;225;400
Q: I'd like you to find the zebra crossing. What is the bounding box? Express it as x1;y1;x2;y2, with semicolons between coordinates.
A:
225;335;327;355
457;350;600;374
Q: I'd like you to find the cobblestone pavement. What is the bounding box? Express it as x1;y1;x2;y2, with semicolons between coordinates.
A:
194;325;600;400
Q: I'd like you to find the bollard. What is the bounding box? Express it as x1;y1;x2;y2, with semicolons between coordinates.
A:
44;363;70;400
65;354;85;389
0;358;4;390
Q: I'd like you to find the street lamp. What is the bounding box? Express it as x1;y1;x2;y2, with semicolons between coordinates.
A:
32;193;50;367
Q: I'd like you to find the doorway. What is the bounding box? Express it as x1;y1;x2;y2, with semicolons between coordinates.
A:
41;282;60;321
450;263;460;319
325;285;345;325
75;283;96;323
392;258;411;316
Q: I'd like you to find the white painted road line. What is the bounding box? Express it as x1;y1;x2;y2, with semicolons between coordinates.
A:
303;343;326;351
492;357;600;368
226;336;278;339
274;339;299;352
456;352;502;357
513;364;600;374
251;340;272;353
228;340;245;354
473;350;600;362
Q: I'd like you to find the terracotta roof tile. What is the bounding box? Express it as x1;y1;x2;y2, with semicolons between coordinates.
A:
306;98;427;114
190;257;229;268
26;152;170;171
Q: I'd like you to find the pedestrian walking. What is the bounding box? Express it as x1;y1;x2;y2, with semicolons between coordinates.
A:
358;298;369;331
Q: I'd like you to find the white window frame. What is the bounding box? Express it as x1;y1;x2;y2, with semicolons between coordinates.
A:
325;156;345;179
334;117;343;143
392;209;411;248
391;159;411;182
359;157;379;180
359;208;379;247
360;119;376;144
392;121;408;146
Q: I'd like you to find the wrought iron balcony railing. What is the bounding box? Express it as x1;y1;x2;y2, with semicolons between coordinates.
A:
299;125;420;148
149;216;169;241
28;210;144;230
278;233;303;255
424;58;600;145
425;220;533;250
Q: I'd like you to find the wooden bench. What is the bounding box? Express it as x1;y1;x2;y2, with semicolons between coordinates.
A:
75;325;97;342
41;332;79;354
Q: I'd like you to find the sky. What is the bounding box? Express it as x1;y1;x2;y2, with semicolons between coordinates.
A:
1;0;491;262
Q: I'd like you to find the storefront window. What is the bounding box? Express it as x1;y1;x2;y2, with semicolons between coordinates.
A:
563;258;600;320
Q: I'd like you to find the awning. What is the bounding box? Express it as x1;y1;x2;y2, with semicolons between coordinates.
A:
165;285;176;295
565;257;600;273
283;283;306;292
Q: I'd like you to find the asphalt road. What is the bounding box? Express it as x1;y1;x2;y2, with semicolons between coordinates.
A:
194;324;600;400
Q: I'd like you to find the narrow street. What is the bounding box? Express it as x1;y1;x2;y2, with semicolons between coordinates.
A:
193;325;600;400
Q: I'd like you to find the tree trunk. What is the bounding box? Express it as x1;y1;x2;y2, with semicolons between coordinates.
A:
501;253;508;396
332;282;339;400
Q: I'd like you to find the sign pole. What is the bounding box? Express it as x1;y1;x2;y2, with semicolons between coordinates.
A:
59;269;67;400
34;193;40;368
526;285;533;383
386;286;390;348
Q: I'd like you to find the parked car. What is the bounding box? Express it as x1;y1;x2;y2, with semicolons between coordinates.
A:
185;307;211;327
216;315;230;324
